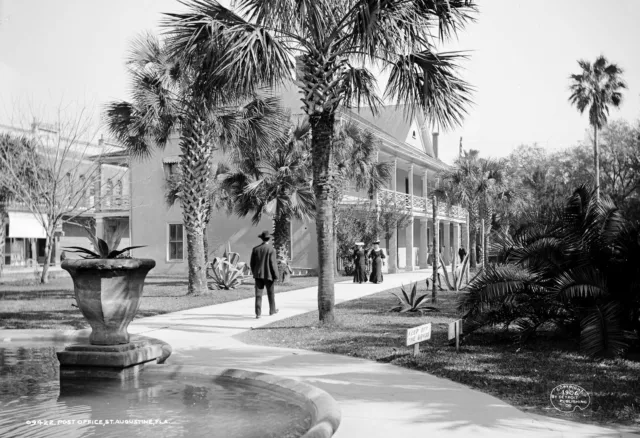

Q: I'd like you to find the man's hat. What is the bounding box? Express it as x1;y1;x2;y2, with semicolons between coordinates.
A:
258;230;271;240
372;240;380;244
355;242;364;246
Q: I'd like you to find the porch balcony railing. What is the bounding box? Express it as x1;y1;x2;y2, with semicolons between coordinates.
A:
343;188;467;222
97;195;130;212
1;195;131;214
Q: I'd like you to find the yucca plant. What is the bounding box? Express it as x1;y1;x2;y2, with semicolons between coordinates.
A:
458;186;640;357
207;244;249;289
439;254;470;291
390;282;439;314
208;259;243;290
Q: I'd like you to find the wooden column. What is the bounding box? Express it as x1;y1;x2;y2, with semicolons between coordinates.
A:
388;158;398;273
405;164;414;271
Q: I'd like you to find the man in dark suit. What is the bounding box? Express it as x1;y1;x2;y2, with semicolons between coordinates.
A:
250;230;279;319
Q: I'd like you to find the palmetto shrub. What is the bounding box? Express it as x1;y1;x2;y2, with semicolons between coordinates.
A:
459;187;640;357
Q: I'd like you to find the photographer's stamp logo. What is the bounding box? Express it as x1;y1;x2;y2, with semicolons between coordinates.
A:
550;384;591;412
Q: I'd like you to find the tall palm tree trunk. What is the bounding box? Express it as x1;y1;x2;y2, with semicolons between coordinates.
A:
180;119;212;296
469;228;477;269
310;111;336;324
593;125;600;200
273;213;290;261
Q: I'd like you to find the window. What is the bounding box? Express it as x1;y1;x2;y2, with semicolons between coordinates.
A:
168;224;184;261
412;130;416;139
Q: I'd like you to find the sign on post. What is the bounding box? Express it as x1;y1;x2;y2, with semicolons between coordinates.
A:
448;320;463;352
406;323;431;356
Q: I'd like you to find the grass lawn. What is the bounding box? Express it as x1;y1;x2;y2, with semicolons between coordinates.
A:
238;284;640;430
0;275;319;331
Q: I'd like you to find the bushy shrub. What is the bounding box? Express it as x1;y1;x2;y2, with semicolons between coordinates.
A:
459;187;640;357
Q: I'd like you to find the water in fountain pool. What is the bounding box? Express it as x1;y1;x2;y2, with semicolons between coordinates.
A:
0;342;312;438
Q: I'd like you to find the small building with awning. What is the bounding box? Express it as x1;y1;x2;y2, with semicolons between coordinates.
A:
3;211;51;267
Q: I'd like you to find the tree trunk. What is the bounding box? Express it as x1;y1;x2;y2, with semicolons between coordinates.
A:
310;111;336;324
594;125;600;200
203;230;209;266
479;218;485;269
40;228;54;284
180;118;212;296
274;213;291;283
432;195;439;303
469;228;477;269
333;227;340;277
273;213;291;260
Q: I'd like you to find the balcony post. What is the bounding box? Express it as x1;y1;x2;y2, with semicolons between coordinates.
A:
419;218;428;268
95;216;104;240
442;221;451;266
405;163;415;271
453;222;461;265
388;157;398;273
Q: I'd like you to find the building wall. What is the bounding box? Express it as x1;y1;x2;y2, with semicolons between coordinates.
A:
129;141;318;275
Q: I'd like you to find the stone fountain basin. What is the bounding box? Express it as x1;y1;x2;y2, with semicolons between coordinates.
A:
0;330;341;438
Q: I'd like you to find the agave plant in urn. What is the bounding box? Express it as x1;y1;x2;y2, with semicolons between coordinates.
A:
62;234;153;345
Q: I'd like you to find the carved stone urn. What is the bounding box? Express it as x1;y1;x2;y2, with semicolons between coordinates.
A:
61;258;156;345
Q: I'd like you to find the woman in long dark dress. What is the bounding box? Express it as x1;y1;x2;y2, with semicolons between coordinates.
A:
368;240;385;284
352;242;367;283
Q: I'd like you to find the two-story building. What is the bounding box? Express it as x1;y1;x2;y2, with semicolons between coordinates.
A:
0;121;130;276
128;88;469;275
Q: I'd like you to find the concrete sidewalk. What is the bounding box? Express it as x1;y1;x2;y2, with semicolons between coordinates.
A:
128;271;639;438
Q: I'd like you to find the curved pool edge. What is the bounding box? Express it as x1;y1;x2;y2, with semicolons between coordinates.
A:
0;331;342;438
142;365;341;438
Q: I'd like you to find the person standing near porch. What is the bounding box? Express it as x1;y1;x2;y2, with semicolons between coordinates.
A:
352;242;367;283
368;240;385;284
458;246;467;263
250;230;279;319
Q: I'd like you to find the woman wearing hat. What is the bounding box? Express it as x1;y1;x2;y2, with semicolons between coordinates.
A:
368;240;386;284
352;242;367;284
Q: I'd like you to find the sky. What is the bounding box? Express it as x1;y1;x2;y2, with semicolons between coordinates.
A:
0;0;639;165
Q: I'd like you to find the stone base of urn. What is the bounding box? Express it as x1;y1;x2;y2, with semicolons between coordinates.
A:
57;335;172;383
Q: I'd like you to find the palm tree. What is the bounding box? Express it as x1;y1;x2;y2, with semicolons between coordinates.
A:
569;55;626;200
165;0;475;322
437;152;508;268
165;160;235;264
220;120;316;260
105;33;285;295
331;120;392;274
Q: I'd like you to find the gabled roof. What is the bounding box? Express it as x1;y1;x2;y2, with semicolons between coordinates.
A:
352;105;412;144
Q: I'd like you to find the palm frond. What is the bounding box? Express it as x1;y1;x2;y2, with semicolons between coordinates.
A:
385;49;473;131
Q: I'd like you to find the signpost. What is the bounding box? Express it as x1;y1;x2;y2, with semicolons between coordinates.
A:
406;323;432;356
448;320;463;353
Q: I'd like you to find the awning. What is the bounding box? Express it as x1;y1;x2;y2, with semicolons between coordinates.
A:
8;212;48;239
163;155;182;164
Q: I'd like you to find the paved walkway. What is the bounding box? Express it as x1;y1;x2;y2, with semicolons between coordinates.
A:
126;271;638;438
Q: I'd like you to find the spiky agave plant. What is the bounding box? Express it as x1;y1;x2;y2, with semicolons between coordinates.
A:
390;282;439;314
65;232;144;259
